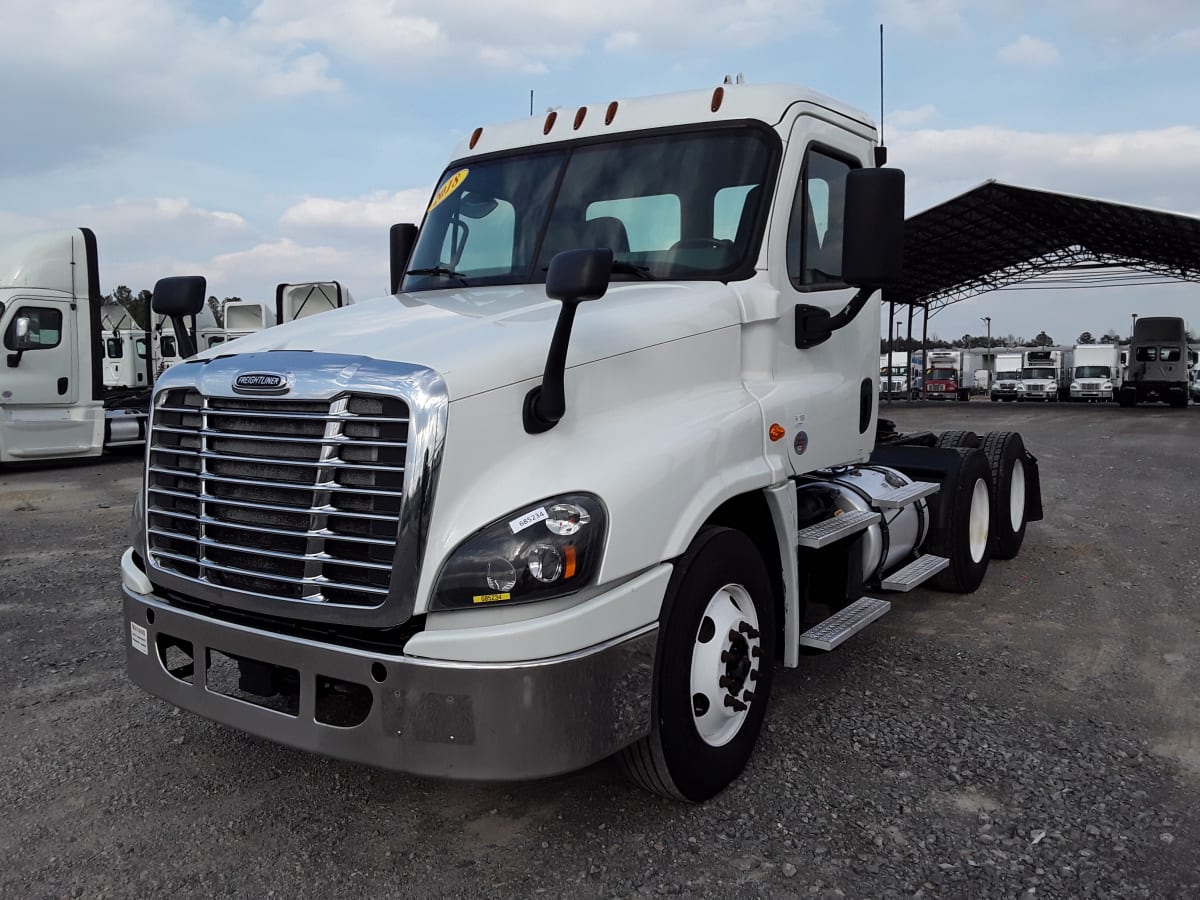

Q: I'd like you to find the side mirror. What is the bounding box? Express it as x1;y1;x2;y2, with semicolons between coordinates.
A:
523;248;613;434
842;167;904;287
152;275;206;359
390;223;418;294
13;316;32;350
6;316;32;367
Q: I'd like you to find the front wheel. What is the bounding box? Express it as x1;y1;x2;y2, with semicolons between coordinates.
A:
618;527;776;802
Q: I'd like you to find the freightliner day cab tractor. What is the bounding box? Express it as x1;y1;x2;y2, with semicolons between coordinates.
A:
1119;317;1190;407
0;229;200;464
121;82;1043;801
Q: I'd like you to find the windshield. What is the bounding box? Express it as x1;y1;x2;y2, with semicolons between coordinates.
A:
403;126;777;291
928;367;956;380
1022;367;1055;379
880;366;908;376
997;370;1020;380
1074;366;1110;378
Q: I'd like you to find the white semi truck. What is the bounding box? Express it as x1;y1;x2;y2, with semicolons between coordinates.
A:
0;229;189;463
1069;344;1120;402
879;351;915;398
1019;348;1071;402
121;82;1043;801
990;352;1023;402
1119;317;1190;407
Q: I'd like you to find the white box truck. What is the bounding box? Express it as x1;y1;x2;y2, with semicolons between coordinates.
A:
1119;317;1190;407
120;82;1043;801
923;348;982;401
1019;348;1070;402
1069;344;1120;401
990;352;1023;402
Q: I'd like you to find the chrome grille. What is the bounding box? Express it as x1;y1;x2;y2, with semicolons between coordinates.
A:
146;388;408;607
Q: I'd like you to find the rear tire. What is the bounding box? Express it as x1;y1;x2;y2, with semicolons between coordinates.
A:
935;430;981;449
617;527;776;802
928;448;992;593
981;431;1028;560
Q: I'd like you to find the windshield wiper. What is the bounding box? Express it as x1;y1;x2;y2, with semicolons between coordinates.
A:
610;259;654;280
405;266;469;286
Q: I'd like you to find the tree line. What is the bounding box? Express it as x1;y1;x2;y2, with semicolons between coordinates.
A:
103;285;241;330
881;327;1195;355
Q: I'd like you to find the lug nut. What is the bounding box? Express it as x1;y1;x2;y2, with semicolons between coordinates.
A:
728;629;740;642
748;670;758;682
718;675;734;689
738;622;760;639
720;650;732;663
743;690;756;703
723;695;748;712
751;646;761;658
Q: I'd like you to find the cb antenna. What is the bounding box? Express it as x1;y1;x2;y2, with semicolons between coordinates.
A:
876;23;887;167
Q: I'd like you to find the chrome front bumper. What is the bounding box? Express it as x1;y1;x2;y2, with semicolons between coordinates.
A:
123;588;657;781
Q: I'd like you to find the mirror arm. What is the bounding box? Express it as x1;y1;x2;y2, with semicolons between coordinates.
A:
523;301;580;434
6;350;23;368
171;315;197;359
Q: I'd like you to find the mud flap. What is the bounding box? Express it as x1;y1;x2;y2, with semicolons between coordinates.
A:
1022;449;1044;522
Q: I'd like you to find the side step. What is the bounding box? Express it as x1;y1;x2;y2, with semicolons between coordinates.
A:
796;509;880;549
872;480;939;509
797;596;891;651
880;554;949;592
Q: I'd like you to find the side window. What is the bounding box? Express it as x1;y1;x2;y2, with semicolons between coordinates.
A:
1160;346;1181;362
4;306;63;350
106;337;123;358
161;336;177;357
786;149;854;289
135;338;149;359
1135;347;1157;362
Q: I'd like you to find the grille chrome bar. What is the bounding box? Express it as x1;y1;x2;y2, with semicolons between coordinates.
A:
147;549;391;596
148;507;397;547
156;405;409;424
147;529;396;572
147;466;404;499
148;485;399;521
151;424;408;449
149;446;406;471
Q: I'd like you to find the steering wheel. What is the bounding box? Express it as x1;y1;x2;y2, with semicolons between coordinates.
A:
669;238;732;251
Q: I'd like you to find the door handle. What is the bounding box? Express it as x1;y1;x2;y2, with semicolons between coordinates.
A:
57;377;69;395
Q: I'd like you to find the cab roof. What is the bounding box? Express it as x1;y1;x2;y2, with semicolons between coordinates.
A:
452;82;877;160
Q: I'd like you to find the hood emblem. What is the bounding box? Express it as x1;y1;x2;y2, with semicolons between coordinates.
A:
233;372;289;395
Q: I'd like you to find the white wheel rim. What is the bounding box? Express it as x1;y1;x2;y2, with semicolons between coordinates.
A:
689;583;761;748
1008;458;1026;532
968;477;990;564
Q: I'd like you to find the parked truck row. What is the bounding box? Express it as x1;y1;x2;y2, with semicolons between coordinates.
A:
119;81;1045;801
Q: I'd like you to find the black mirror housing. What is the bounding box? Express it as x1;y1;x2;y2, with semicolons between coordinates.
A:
546;248;613;303
842;167;904;287
151;275;207;317
390;223;418;294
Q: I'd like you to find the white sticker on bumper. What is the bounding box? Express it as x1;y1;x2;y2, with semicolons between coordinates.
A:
131;621;148;655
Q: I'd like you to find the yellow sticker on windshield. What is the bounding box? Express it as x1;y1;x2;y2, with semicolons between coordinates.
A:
428;168;469;213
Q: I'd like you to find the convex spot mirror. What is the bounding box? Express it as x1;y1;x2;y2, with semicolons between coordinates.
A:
841;167;905;288
13;316;32;351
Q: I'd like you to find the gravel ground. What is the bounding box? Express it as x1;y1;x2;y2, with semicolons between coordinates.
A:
1;403;1198;899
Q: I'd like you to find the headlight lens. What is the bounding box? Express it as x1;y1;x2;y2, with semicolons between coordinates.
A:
1016;383;1026;391
431;494;606;611
1070;382;1080;390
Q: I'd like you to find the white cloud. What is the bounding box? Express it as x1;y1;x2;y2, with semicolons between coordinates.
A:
877;0;968;38
605;31;641;53
279;189;432;233
997;35;1061;67
888;104;938;128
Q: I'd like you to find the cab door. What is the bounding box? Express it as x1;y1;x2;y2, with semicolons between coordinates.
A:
0;297;96;459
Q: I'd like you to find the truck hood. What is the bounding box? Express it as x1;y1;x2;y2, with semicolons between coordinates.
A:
196;282;742;400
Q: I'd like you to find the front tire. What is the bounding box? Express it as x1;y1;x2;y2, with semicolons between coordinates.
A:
618;527;776;802
928;448;993;593
981;431;1028;560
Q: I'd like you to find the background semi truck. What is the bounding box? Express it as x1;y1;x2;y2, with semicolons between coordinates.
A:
1070;344;1120;402
879;351;915;399
1119;317;1190;407
121;82;1042;801
0;229;180;463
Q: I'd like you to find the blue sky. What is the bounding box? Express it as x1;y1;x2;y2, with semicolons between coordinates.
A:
3;0;1198;343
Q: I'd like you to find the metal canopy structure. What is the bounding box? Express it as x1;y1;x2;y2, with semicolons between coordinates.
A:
888;181;1200;314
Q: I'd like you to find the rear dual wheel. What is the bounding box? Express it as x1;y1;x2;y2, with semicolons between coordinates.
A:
928;448;992;593
981;431;1028;560
618;527;775;802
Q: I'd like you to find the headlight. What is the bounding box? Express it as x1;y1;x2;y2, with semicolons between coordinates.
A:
1102;382;1113;390
1070;382;1080;391
1016;383;1026;391
431;494;606;611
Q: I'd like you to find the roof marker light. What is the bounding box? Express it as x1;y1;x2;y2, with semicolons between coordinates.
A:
469;127;483;149
573;106;587;130
711;86;724;113
605;101;618;125
543;110;557;135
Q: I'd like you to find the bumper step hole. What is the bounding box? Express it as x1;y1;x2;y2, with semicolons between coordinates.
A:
156;634;194;684
207;649;300;716
315;675;373;728
370;662;388;684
